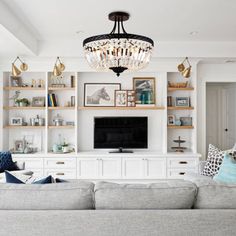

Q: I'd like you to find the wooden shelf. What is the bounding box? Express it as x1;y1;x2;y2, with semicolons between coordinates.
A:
4;87;45;91
48;87;75;91
167;87;194;92
167;125;194;129
3;106;45;110
48;125;75;129
48;107;75;110
167;106;194;110
4;125;45;129
78;106;165;110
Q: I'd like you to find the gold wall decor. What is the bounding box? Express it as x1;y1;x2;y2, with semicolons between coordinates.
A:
11;56;28;77
177;57;192;78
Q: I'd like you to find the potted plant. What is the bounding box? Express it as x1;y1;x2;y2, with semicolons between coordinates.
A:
15;98;30;107
61;141;70;153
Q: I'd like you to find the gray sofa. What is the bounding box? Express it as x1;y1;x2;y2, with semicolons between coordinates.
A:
0;179;235;236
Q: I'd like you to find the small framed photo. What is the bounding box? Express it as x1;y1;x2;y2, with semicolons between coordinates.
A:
180;117;192;126
14;140;24;153
175;97;190;107
115;90;128;107
32;97;45;107
10;76;22;87
127;90;136;107
168;115;175;126
10;117;23;126
84;83;121;107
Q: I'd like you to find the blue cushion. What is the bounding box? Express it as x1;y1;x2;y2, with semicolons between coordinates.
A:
33;175;53;184
0;152;18;173
213;153;236;184
5;171;25;184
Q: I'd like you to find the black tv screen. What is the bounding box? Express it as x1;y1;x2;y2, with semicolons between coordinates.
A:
94;117;148;149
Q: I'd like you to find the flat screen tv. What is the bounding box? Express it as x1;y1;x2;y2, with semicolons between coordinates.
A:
94;117;148;153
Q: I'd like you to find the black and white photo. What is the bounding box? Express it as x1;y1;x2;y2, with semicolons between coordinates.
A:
32;97;45;107
115;90;127;107
175;97;190;107
10;117;23;126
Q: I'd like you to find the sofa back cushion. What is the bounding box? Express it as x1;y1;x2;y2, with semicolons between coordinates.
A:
194;184;236;209
95;180;197;209
0;181;94;210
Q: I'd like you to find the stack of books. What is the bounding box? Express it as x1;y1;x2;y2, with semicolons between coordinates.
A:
48;94;58;107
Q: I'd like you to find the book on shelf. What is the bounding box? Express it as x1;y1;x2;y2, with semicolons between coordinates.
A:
48;93;58;107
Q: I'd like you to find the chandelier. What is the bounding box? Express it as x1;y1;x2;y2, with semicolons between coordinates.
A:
83;12;154;76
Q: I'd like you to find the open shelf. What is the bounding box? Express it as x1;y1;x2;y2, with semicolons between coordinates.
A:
78;106;165;110
167;106;194;110
4;87;45;91
3;106;45;110
48;125;75;129
167;125;194;129
48;87;75;91
167;87;194;92
48;106;75;110
4;125;45;129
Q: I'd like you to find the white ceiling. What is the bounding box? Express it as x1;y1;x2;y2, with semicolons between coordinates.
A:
1;0;236;58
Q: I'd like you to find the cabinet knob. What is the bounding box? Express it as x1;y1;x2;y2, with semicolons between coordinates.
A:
179;161;187;164
179;172;185;175
56;173;65;176
56;161;65;165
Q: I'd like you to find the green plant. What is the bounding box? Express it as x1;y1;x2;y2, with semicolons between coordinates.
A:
15;98;30;106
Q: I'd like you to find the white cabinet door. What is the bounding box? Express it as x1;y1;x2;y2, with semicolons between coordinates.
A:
144;158;166;179
100;158;122;179
77;158;99;179
122;158;143;179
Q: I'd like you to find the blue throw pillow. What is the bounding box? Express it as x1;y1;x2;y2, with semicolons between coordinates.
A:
0;152;18;173
213;153;236;184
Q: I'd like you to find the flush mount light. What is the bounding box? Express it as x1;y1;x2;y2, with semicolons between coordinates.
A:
83;11;154;76
177;57;192;78
52;57;65;77
11;56;28;77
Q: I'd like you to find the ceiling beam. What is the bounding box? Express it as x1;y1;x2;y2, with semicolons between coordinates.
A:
0;1;38;55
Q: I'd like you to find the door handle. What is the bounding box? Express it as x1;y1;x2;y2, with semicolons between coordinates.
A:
56;161;65;164
56;173;65;176
225;129;228;132
179;172;185;175
179;161;188;164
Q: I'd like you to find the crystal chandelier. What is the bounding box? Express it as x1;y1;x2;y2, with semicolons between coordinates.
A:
83;12;154;76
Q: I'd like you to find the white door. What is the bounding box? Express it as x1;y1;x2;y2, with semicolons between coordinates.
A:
144;158;166;178
122;158;143;179
77;158;99;179
100;158;122;179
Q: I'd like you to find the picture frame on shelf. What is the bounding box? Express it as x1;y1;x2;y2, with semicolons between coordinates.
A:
180;117;192;126
175;97;190;107
133;77;156;106
10;117;23;126
84;83;121;107
14;140;24;153
115;90;128;107
127;90;136;107
167;115;175;126
32;97;45;107
10;76;22;87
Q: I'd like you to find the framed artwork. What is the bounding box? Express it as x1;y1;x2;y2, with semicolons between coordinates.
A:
127;90;136;107
167;115;175;126
115;90;128;107
10;117;23;126
14;140;24;153
180;117;192;126
133;77;155;105
175;97;190;107
32;97;45;107
10;76;22;87
84;83;121;107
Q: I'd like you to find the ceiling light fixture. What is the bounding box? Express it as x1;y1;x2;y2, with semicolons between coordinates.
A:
83;11;154;76
11;56;28;77
177;57;192;78
52;57;65;76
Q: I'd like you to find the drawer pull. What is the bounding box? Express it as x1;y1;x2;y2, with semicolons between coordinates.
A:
56;173;65;176
179;172;185;175
179;161;188;164
56;161;65;165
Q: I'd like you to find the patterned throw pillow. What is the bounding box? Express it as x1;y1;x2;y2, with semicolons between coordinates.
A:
201;144;225;177
0;152;18;173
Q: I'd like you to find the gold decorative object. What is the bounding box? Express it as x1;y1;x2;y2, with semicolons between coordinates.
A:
177;57;192;78
11;56;28;77
53;57;65;77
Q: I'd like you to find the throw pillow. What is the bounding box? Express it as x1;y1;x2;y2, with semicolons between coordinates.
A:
5;171;54;184
0;152;18;173
213;153;236;184
201;144;225;177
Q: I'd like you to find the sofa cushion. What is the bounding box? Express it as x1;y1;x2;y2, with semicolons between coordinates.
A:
0;152;18;173
194;183;236;209
0;181;94;210
95;180;197;209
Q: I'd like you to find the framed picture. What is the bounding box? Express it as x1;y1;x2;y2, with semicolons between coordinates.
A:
115;90;128;107
10;76;22;87
133;77;155;106
84;83;121;107
175;97;190;107
127;90;136;107
180;117;192;126
14;140;24;153
10;117;23;126
167;115;175;126
32;97;45;107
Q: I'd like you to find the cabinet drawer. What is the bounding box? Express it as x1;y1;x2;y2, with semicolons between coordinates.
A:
44;158;76;169
167;158;198;169
44;169;76;179
14;158;44;169
167;168;197;179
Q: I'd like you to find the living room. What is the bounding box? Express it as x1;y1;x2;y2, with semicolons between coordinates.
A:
0;0;235;235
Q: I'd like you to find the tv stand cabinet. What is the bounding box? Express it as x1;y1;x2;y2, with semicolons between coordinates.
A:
12;152;200;180
109;148;133;153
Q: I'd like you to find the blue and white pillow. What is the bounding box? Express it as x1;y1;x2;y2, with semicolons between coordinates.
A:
5;171;54;184
0;152;18;173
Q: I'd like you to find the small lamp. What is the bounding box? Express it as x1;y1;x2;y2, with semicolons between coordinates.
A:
177;57;192;78
11;56;28;77
53;57;65;76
